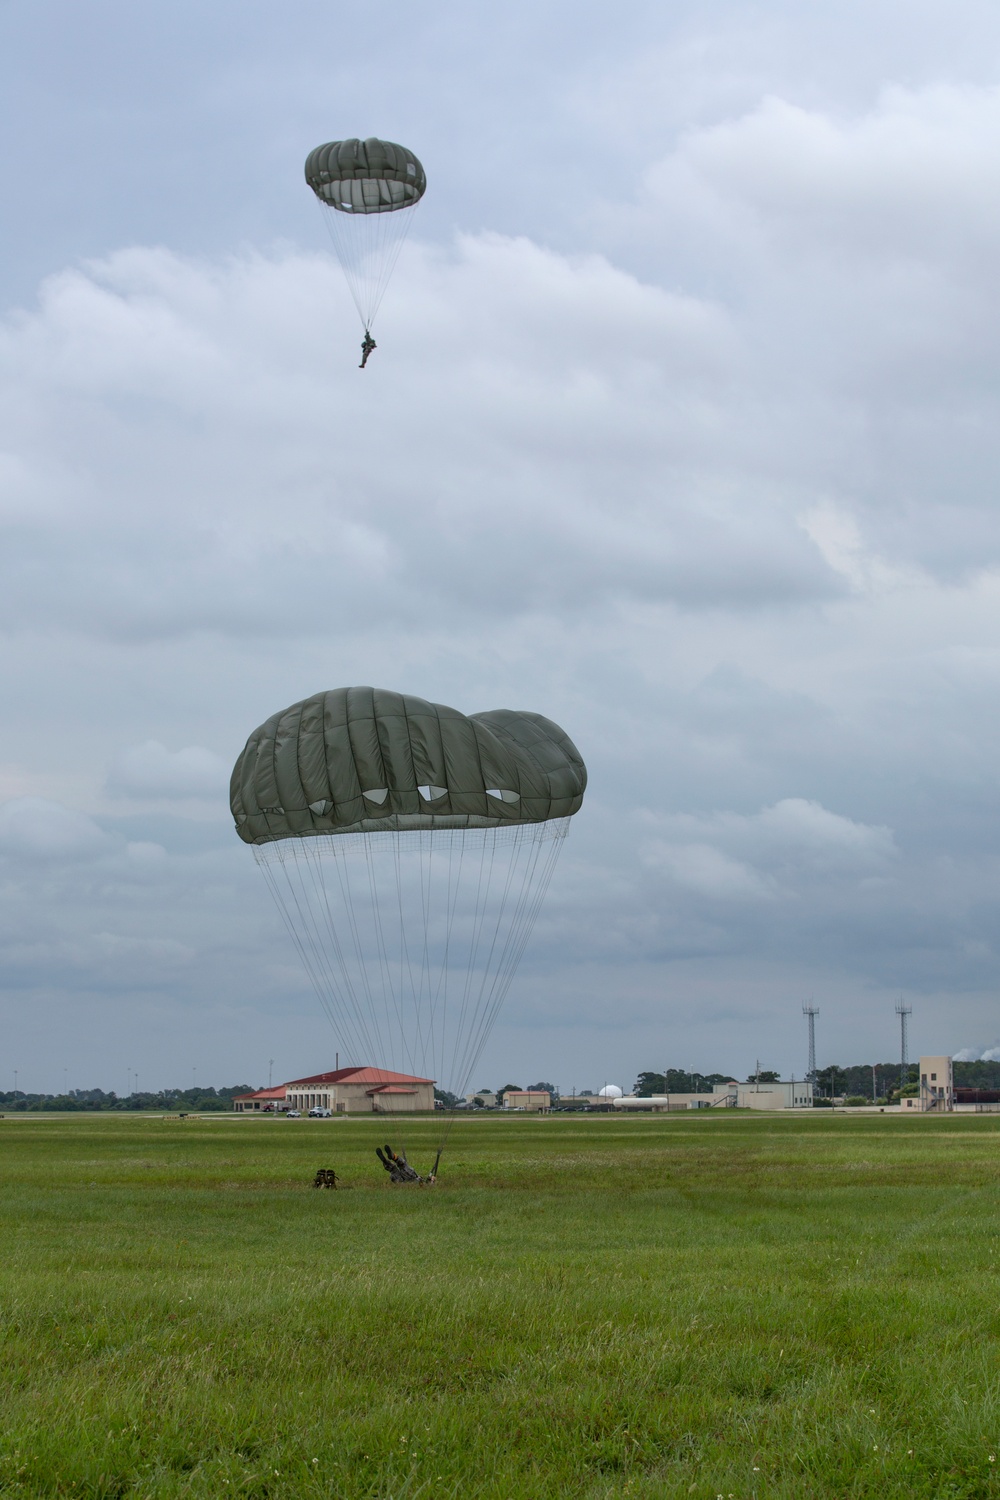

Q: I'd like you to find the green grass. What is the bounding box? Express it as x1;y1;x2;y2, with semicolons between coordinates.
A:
2;1110;1000;1498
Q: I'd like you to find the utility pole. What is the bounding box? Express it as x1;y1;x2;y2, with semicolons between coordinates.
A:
872;1063;877;1102
803;1004;819;1082
268;1059;274;1089
896;1001;912;1097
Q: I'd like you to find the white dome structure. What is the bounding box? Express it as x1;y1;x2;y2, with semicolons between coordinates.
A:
598;1084;623;1099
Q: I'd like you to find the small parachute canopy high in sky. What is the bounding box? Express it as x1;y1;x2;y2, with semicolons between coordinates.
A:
305;138;426;360
231;688;586;1122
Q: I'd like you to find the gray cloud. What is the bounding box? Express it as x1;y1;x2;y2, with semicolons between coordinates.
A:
107;741;229;800
3;3;1000;1090
0;798;110;861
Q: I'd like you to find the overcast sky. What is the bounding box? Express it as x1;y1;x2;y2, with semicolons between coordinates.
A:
4;0;1000;1094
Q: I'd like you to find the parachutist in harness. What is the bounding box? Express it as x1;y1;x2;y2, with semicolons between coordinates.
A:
359;330;376;368
376;1143;437;1185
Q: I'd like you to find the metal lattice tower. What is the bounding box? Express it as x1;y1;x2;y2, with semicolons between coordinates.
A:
803;1004;819;1081
896;1001;912;1091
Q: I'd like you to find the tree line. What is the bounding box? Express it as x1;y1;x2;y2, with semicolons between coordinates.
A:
813;1059;1000;1099
634;1060;1000;1101
0;1085;252;1112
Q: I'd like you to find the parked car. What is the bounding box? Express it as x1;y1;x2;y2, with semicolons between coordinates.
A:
286;1109;301;1118
308;1106;333;1118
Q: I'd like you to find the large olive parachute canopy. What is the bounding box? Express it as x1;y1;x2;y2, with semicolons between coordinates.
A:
231;687;586;844
304;139;426;215
232;688;586;1098
305;138;426;333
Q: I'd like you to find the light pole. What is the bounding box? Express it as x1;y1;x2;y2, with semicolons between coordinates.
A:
268;1059;274;1089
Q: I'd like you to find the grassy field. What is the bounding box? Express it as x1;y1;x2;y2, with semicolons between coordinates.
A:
1;1110;1000;1499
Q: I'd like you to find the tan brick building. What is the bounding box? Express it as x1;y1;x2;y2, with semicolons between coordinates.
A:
234;1066;435;1115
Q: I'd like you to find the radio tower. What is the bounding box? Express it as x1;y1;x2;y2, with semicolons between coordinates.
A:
803;1004;819;1082
896;1000;912;1093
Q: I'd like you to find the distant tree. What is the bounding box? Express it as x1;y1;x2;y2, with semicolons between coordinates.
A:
634;1069;732;1097
497;1084;521;1099
434;1088;460;1107
954;1060;1000;1090
634;1072;662;1097
754;1070;781;1083
527;1081;557;1096
815;1065;848;1098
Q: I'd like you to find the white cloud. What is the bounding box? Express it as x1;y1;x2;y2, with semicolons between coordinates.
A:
645;841;776;901
108;741;229;800
644;798;896;897
7;10;1000;1086
0;798;109;861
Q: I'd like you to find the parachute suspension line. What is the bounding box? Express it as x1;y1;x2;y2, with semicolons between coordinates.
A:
446;825;500;1097
462;829;566;1081
435;824;568;1162
259;850;351;1046
448;826;525;1095
317;199;420;332
389;833;422;1077
308;839;391;1073
255;847;377;1070
255;820;570;1163
300;842;374;1062
432;829;467;1088
414;831;445;1085
447;824;566;1101
418;833;437;1082
306;839;385;1070
360;836;410;1074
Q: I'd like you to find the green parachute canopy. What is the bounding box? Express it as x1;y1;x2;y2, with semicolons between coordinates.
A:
232;688;586;1098
231;686;586;844
304;139;427;215
305;138;426;332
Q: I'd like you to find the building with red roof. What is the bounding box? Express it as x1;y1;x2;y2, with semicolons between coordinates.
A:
233;1066;435;1115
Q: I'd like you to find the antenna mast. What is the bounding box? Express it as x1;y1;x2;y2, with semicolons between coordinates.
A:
895;1000;912;1095
803;1003;819;1082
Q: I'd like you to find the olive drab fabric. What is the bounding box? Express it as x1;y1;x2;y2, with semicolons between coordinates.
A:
305;139;427;214
231;687;587;844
